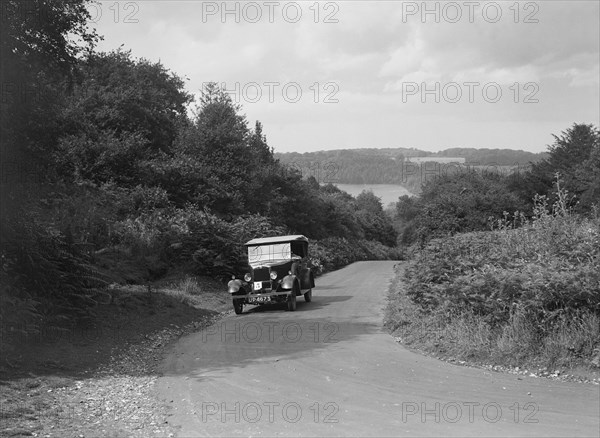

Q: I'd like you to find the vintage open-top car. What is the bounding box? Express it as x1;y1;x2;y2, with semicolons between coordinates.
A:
227;235;315;314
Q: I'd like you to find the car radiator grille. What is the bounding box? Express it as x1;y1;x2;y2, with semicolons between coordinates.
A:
253;268;270;281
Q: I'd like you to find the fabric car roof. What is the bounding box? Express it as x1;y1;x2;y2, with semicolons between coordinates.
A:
244;235;309;246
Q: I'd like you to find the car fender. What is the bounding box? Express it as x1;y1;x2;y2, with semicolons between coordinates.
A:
228;279;245;294
280;274;296;290
300;268;315;289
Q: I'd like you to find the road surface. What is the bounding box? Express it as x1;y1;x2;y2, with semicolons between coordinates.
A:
156;261;600;437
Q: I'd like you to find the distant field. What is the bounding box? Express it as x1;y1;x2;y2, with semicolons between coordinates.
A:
333;183;413;206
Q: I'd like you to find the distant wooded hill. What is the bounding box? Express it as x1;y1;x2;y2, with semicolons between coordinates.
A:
275;148;547;189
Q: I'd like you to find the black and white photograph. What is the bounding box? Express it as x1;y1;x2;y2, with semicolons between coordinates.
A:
1;1;599;436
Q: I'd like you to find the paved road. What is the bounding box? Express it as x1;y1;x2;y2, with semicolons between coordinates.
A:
156;261;600;437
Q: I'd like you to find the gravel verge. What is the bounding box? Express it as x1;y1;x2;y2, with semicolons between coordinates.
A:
26;313;227;438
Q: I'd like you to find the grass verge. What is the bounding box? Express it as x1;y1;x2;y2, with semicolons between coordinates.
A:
385;261;600;383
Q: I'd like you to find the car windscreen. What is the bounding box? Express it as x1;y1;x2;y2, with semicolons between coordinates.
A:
247;243;291;264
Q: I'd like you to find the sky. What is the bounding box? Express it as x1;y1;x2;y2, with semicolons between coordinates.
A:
89;1;600;154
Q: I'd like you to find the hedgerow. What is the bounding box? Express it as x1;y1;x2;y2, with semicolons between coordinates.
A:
405;192;599;326
387;180;600;368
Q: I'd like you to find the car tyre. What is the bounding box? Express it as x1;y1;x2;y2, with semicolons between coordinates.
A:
233;299;243;315
287;288;297;311
304;289;312;302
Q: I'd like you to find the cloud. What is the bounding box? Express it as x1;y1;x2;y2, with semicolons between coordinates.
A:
90;0;599;153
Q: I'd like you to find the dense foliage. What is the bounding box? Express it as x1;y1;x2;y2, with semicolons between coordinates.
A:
1;0;99;179
386;183;599;368
394;171;528;245
518;124;600;213
405;199;599;323
392;123;599;246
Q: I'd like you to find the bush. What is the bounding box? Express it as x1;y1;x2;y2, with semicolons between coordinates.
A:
394;171;526;245
405;214;599;324
386;264;600;369
112;205;288;279
1;205;109;355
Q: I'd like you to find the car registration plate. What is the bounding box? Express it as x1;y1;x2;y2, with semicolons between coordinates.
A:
249;296;271;304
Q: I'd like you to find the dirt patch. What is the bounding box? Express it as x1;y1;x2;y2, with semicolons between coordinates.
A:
0;276;232;437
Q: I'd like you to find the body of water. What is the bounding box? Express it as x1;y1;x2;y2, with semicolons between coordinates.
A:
333;184;413;206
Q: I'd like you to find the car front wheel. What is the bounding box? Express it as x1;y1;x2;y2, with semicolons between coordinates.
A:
233;299;243;315
287;289;297;311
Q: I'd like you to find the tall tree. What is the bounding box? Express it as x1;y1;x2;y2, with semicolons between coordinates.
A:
1;0;99;174
172;83;255;215
62;50;191;152
355;191;398;246
527;123;599;212
1;1;103;319
248;121;274;165
56;50;192;184
193;82;250;158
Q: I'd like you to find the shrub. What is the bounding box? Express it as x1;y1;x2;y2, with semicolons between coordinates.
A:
405;214;599;323
1;205;109;354
112;205;288;279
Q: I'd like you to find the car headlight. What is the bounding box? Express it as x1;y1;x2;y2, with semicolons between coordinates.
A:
244;273;252;282
270;271;278;280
